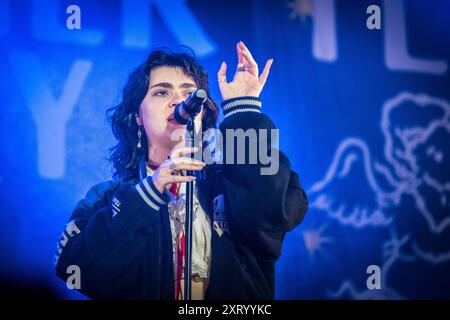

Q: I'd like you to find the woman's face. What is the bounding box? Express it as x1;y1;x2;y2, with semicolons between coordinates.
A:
138;66;202;150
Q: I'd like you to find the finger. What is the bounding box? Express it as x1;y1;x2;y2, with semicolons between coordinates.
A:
217;61;227;86
258;59;273;88
236;42;244;67
169;146;199;159
171;164;205;172
239;41;257;67
166;175;196;183
172;157;206;167
240;49;259;76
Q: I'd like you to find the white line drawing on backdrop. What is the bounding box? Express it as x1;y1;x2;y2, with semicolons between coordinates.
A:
305;92;450;299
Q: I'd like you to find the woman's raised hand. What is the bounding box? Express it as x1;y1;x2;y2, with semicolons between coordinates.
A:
217;41;273;101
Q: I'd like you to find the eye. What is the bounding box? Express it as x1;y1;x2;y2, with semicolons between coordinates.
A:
183;91;194;98
154;90;169;97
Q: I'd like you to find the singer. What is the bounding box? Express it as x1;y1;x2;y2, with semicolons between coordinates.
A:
54;41;308;300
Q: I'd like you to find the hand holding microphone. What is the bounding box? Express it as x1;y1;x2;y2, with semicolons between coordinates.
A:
152;89;208;193
151;147;206;193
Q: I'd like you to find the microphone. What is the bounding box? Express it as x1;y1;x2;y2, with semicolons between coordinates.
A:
173;89;207;125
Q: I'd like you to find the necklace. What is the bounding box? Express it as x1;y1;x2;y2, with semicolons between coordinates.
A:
168;184;200;225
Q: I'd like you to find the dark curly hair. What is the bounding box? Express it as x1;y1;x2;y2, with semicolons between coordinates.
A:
106;47;219;180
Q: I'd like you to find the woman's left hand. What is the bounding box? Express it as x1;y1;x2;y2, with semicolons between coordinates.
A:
217;41;273;101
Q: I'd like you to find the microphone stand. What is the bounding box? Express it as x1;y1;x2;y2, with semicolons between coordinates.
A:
174;88;206;300
184;118;195;300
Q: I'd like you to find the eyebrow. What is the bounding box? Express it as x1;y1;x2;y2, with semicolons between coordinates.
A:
149;82;196;90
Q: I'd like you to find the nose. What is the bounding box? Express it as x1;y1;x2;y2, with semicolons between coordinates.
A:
170;92;183;108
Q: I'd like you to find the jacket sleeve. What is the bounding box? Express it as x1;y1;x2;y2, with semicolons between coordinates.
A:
54;177;170;299
219;96;308;261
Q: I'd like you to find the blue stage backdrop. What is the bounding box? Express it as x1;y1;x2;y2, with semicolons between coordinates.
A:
0;0;449;299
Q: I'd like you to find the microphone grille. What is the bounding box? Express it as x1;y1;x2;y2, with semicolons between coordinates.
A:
194;89;207;100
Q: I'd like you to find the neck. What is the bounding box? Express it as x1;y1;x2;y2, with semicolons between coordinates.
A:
147;144;171;167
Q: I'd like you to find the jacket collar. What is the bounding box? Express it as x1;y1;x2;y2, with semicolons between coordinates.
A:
139;157;147;181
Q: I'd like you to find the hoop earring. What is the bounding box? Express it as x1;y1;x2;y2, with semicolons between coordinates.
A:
137;126;142;149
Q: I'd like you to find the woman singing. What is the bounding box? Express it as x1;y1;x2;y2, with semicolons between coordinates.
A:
55;41;308;300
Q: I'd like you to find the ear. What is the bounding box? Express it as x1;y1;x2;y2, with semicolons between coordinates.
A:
135;113;142;126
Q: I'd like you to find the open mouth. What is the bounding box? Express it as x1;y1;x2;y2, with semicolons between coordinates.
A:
167;113;183;125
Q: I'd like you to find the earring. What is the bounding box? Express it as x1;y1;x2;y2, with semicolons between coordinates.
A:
137;126;142;149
